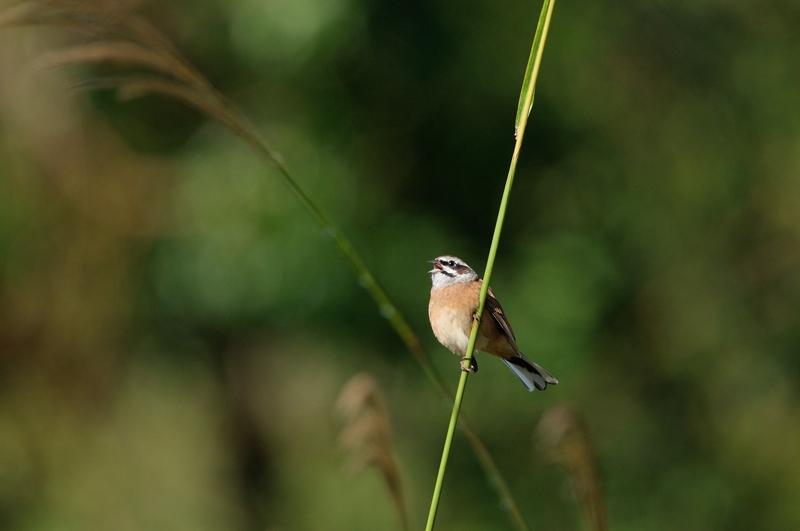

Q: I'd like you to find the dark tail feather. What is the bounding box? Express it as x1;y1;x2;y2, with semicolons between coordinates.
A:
503;354;558;392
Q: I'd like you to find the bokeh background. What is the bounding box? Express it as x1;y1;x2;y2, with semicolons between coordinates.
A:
2;0;800;530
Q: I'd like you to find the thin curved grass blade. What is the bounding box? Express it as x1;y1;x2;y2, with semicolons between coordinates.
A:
0;1;182;55
33;41;202;88
515;0;555;138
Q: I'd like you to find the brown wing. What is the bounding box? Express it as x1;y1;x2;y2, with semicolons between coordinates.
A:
484;287;520;353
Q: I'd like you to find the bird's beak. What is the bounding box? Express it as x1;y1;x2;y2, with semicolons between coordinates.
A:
428;259;442;274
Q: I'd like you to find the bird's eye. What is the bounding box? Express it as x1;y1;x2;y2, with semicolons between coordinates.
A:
447;260;455;267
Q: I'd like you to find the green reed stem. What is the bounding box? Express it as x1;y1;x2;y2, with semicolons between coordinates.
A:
424;0;555;529
425;368;470;531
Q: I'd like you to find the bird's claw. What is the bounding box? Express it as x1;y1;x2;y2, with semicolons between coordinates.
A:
460;356;478;373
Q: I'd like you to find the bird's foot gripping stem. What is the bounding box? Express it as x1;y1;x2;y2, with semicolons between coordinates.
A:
460;355;478;373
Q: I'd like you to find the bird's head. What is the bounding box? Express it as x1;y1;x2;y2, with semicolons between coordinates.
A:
428;255;478;289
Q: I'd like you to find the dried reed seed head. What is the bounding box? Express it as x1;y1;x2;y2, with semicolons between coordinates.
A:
535;404;598;467
534;404;598;491
0;0;278;165
535;404;582;451
336;373;394;464
535;405;608;531
336;372;388;419
335;372;410;531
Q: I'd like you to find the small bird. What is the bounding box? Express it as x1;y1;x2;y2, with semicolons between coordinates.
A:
428;255;558;392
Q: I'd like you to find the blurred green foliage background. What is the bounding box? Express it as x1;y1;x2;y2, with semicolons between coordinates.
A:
2;0;800;530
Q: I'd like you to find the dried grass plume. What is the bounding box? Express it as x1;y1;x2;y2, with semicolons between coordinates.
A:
336;373;410;531
535;404;608;531
0;0;280;161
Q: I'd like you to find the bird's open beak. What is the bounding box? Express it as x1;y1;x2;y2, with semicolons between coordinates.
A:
428;259;442;274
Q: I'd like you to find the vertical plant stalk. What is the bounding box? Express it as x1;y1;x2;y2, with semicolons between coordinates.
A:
424;0;555;530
